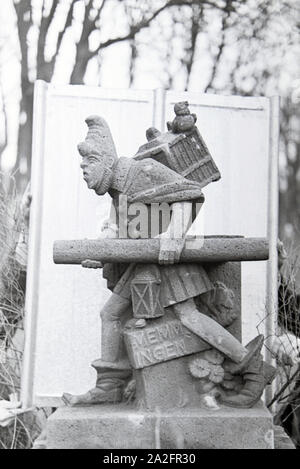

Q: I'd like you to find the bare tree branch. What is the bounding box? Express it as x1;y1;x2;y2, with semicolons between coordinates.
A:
89;0;233;65
95;0;109;25
14;0;33;185
14;0;32;89
0;83;8;161
80;0;95;43
54;0;80;63
37;0;59;74
92;0;203;58
70;0;105;83
11;0;297;198
204;0;234;92
183;4;204;90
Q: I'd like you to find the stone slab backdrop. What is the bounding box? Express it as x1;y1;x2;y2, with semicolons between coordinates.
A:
21;81;279;407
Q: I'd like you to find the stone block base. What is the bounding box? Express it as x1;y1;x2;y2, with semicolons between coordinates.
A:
47;402;274;449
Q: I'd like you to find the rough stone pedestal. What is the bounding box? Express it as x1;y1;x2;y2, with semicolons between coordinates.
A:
47;402;274;449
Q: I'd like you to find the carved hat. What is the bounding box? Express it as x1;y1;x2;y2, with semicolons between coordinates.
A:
77;115;118;167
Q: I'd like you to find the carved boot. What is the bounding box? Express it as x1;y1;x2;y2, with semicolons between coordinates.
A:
62;359;132;406
220;335;266;408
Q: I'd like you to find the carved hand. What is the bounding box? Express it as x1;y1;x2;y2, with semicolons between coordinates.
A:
81;259;103;269
100;220;118;239
158;235;185;265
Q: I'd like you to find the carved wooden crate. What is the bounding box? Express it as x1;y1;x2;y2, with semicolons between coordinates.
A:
134;127;221;189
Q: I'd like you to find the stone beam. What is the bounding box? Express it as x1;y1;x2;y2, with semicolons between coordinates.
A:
53;236;269;265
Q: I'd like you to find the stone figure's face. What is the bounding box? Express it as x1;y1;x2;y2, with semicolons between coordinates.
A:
174;101;189;116
80;154;108;195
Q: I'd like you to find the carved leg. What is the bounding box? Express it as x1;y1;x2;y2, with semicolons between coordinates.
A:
220;335;266;408
172;298;248;362
62;293;131;406
100;293;131;362
62;364;132;406
172;299;275;408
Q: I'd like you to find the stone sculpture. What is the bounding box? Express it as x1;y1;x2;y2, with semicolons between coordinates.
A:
58;102;276;414
167;100;197;133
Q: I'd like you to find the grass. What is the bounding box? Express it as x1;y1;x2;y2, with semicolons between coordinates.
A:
0;174;43;449
269;242;300;448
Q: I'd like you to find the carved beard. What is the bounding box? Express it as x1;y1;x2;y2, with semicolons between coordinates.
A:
94;166;114;195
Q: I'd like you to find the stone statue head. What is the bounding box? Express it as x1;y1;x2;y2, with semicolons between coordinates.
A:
146;127;161;142
174;101;190;116
78;115;118;195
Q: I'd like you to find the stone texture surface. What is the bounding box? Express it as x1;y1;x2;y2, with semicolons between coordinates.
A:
178;309;246;363
53;237;269;265
123;262;242;411
123;263;241;371
123;313;210;369
135;114;220;189
47;402;274;449
50;107;273;443
203;262;241;340
273;425;296;449
134;356;202;410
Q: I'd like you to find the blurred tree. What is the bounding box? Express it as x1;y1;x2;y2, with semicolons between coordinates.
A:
157;0;299;245
12;0;170;186
11;0;233;188
11;0;261;190
0;84;7;157
279;98;300;246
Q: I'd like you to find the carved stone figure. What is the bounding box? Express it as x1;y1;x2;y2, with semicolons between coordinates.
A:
60;103;275;411
167;101;197;133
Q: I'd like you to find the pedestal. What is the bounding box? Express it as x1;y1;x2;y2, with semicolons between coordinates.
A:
47;402;274;449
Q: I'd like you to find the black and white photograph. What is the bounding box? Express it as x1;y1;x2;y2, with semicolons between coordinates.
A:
0;0;299;451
